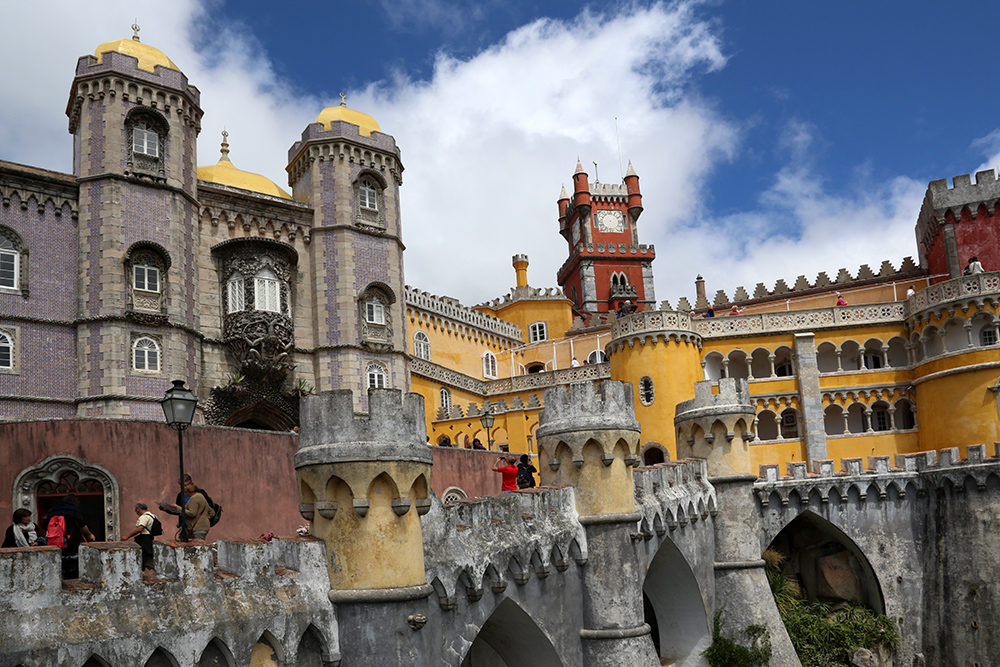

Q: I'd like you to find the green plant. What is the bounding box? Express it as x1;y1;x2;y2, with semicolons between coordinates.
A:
226;372;246;386
290;378;314;397
763;549;801;616
781;602;898;667
702;611;772;667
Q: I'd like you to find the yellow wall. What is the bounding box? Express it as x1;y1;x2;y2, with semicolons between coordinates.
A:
914;349;1000;454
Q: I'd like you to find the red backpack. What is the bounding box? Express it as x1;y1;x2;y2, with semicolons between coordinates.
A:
46;515;67;548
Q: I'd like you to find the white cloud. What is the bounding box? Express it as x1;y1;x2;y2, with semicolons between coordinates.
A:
0;1;935;312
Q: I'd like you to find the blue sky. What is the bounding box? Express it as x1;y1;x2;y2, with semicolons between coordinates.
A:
3;1;1000;307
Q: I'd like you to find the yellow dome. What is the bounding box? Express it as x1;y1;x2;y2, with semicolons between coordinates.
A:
197;134;291;199
94;37;179;74
314;103;381;137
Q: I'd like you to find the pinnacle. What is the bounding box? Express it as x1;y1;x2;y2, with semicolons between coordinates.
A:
625;161;637;177
575;157;585;175
559;184;569;200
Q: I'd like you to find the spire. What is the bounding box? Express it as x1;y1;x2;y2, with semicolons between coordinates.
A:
131;22;141;42
219;130;231;162
339;91;347;107
575;157;586;175
559;184;569;201
625;161;637;178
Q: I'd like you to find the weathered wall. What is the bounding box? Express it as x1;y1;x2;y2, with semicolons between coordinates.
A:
429;446;504;499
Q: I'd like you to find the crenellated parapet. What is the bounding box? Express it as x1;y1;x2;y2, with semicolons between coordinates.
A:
405;284;523;342
675;379;757;476
422;486;588;610
633;458;717;538
903;270;1000;326
917;170;1000;259
296;389;434;597
0;537;337;665
606;309;700;354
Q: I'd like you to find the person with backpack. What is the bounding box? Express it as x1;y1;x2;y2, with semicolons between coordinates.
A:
160;475;216;541
123;503;160;573
43;494;95;579
516;454;537;490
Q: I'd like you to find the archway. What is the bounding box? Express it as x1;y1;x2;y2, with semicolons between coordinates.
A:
459;598;564;666
225;400;296;431
642;537;710;664
12;455;119;541
766;511;885;614
198;638;235;666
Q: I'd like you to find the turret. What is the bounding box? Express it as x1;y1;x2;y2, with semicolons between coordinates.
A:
674;378;756;476
624;161;643;228
512;254;529;287
572;159;592;222
558;184;571;240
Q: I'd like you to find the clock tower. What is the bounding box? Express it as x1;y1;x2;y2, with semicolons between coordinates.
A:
556;160;656;313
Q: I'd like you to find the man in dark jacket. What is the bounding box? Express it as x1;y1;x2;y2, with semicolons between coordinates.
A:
44;494;95;579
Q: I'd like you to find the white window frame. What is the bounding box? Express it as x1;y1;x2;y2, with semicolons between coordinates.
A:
588;350;608;364
132;123;159;157
483;351;498;379
0;239;18;291
359;180;379;211
440;387;452;412
366;298;386;325
528;321;548;344
367;363;386;389
133;265;160;293
413;331;431;360
227;275;245;313
132;337;160;372
0;332;12;369
254;270;281;313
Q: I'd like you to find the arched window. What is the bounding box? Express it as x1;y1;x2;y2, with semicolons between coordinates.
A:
413;331;431;360
871;403;891;431
0;235;20;290
132;122;159;157
0;332;12;369
366;363;386;389
639;376;654;405
227;274;246;313
483;351;498;379
133;336;161;372
359;284;394;349
254;269;281;312
359;179;378;211
125;244;169;314
126;109;167;180
588;350;608;364
440;387;452;412
528;321;548;343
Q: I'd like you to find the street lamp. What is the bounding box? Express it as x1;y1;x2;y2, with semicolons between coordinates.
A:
161;379;198;541
479;408;495;451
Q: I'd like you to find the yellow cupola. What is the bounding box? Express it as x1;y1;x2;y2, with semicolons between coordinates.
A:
313;94;381;137
197;131;292;199
94;25;179;74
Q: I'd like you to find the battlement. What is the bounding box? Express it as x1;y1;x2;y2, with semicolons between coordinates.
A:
405;285;523;341
478;285;570;309
556;243;656;281
633;458;717;536
924;169;1000;217
298;389;428;450
589;181;628;198
536;381;640;438
675;378;754;424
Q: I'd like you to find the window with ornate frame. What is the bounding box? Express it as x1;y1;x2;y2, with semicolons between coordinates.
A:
0;330;13;371
414;331;431;360
227;274;246;313
367;362;387;389
0;227;27;297
483;351;498;379
354;172;386;228
124;242;170;315
125;108;168;181
359;283;395;351
639;376;654;406
132;335;161;372
254;269;282;313
528;321;548;343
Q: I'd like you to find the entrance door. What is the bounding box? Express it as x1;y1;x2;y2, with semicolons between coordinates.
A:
36;471;106;541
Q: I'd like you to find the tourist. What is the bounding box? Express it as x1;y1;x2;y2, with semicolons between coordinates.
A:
2;508;41;548
472;438;486;450
43;494;95;579
966;256;984;275
493;456;519;493
703;307;715;318
571;357;580;367
836;294;847;306
906;285;916;298
729;306;740;316
122;503;157;573
160;476;215;541
516;454;537;489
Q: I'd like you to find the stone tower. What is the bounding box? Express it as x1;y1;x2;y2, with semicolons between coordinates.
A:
674;378;757;476
68;31;203;419
557;160;655;313
296;389;433;661
286;101;408;411
537;381;659;666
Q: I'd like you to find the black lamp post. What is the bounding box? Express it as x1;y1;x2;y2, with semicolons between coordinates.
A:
480;408;495;451
161;379;198;541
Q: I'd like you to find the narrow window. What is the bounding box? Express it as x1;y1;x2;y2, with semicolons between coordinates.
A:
133;337;160;372
872;408;890;431
132;123;159;157
366;298;385;325
982;328;997;346
0;237;18;290
254;270;281;312
359;180;378;211
0;332;11;369
440;387;452;411
133;265;159;293
367;363;386;389
227;275;245;313
528;321;548;343
483;351;498;379
639;376;654;406
413;331;431;360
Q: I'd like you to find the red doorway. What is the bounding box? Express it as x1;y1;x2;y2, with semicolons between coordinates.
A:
36;471;106;541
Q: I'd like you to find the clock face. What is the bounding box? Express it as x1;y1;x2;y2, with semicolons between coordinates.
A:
595;210;625;234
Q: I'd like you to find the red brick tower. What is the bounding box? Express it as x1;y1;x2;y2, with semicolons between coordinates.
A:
556;160;655;313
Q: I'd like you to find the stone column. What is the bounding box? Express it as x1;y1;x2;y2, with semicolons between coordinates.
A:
793;333;828;468
943;223;962;279
537;381;658;667
296;389;434;664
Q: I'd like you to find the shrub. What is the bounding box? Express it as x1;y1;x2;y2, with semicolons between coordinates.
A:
702;611;772;667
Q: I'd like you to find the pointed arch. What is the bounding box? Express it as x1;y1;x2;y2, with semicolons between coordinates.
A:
459;598;564;667
198;637;235;666
643;533;710;663
250;630;285;666
296;624;330;666
143;648;179;667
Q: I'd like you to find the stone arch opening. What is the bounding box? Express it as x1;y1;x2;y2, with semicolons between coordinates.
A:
250;631;285;666
12;454;119;541
198;638;235;666
459;598;564;666
296;625;329;666
642;535;710;663
766;510;885;614
225;400;296;431
143;648;179;667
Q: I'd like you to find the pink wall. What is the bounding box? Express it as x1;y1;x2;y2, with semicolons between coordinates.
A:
429;446;505;499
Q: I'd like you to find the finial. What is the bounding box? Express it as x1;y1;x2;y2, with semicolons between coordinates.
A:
132;22;141;42
339;91;347;106
220;129;230;161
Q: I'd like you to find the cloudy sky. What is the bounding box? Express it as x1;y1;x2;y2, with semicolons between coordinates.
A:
3;0;1000;307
